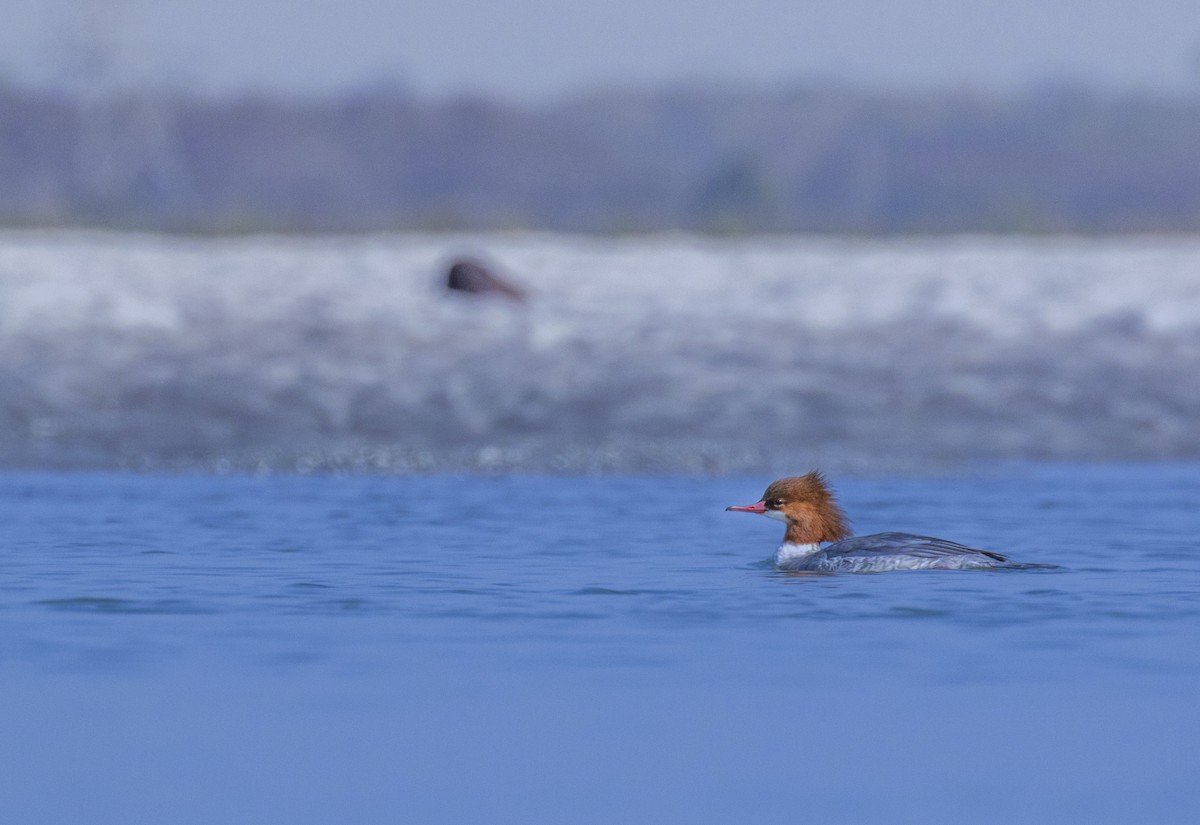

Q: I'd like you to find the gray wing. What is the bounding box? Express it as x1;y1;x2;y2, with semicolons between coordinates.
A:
822;532;1009;562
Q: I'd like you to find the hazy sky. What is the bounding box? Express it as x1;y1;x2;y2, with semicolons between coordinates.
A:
3;0;1199;99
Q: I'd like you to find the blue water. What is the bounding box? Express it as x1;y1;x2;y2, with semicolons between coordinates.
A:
2;464;1198;824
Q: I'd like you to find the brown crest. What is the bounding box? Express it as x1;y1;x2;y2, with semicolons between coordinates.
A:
762;471;852;544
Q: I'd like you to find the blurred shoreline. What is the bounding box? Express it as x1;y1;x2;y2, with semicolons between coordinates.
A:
3;229;1199;474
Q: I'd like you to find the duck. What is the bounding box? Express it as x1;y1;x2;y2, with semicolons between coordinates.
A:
727;472;1036;573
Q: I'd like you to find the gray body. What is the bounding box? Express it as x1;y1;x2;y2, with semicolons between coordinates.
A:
777;531;1018;573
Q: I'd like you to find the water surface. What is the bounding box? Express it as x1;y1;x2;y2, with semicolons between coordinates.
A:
1;464;1197;823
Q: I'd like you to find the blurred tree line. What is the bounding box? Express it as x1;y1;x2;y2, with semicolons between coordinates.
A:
2;77;1199;233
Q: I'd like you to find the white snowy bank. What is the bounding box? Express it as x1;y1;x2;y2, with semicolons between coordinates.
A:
2;229;1199;472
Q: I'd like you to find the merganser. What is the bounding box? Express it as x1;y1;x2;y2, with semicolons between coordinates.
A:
727;472;1031;573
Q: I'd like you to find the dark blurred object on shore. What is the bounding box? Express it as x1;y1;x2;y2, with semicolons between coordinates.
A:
445;257;527;300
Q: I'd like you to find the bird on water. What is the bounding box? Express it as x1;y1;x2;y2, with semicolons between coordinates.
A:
727;472;1046;573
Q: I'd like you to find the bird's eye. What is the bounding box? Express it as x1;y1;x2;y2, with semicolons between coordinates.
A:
768;498;784;508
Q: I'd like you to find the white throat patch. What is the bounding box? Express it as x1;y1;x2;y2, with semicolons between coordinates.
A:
776;542;822;564
763;509;789;523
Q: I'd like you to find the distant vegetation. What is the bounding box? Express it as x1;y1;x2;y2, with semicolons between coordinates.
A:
2;78;1200;233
